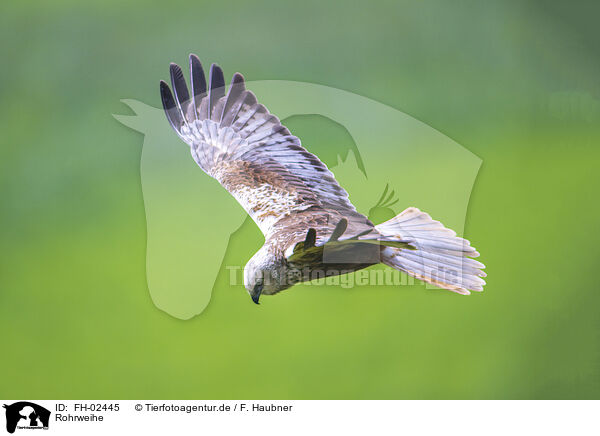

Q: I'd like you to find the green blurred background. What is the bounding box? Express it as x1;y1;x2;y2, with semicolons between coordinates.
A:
1;0;599;399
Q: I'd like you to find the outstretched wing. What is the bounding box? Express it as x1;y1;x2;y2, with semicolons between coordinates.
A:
160;55;369;236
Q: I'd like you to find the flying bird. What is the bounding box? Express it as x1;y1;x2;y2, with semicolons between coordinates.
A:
159;55;486;304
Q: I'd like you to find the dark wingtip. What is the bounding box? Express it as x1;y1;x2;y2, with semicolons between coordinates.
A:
231;72;245;86
329;218;348;242
209;64;225;88
189;54;207;118
159;80;183;132
169;62;190;109
221;72;246;122
159;80;174;109
207;63;226;118
189;54;202;74
304;228;317;249
209;62;223;74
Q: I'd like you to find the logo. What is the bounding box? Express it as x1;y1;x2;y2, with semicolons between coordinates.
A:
3;402;50;434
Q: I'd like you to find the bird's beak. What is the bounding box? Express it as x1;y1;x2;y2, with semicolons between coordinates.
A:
251;284;262;305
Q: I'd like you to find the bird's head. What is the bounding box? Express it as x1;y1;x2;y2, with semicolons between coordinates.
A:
244;247;284;304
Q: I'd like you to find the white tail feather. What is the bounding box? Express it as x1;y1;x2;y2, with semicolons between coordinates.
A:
376;207;486;295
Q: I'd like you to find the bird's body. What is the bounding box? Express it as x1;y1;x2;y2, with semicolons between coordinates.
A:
160;55;486;303
246;209;382;297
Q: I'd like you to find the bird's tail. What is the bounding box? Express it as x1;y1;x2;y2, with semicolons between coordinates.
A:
375;207;486;295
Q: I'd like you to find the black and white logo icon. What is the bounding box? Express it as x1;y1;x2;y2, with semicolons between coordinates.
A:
3;402;50;434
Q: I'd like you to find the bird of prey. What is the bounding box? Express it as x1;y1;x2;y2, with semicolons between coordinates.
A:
159;55;486;304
